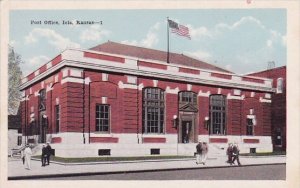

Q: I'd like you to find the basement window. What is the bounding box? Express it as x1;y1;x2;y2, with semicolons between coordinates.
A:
150;148;160;155
98;149;111;156
250;148;256;154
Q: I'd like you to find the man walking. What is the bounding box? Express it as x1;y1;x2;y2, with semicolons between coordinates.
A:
24;144;32;170
201;142;209;165
45;142;52;165
232;143;242;166
41;144;47;166
195;141;202;164
226;143;234;165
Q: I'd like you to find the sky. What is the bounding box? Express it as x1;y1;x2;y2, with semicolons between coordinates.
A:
9;9;286;76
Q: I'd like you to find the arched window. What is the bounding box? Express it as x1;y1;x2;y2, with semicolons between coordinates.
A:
143;88;165;134
277;78;283;94
209;95;226;135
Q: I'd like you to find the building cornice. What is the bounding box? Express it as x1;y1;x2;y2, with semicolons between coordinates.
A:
20;49;275;93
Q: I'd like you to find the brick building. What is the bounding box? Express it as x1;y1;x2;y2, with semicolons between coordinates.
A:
248;66;286;151
20;41;275;157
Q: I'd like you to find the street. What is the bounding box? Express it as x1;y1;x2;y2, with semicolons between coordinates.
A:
38;164;285;180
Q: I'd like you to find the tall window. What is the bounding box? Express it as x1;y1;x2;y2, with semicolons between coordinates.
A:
209;95;226;135
39;89;46;111
246;118;254;135
55;105;60;133
96;104;110;132
277;78;283;93
179;91;197;104
143;88;165;134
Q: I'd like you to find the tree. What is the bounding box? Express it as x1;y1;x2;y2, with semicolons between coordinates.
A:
8;46;23;115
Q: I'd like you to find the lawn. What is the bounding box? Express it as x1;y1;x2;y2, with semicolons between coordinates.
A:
33;155;194;163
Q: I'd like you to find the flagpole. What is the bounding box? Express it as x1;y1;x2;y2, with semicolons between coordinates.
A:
167;17;170;64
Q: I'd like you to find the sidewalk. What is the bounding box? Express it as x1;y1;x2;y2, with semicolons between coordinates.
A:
8;155;286;180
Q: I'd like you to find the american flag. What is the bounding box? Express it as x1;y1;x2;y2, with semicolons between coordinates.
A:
168;19;191;40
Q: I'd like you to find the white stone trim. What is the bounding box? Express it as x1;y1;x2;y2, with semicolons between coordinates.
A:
127;75;137;84
102;73;108;81
198;90;210;97
85;77;91;85
227;93;245;100
20;49;274;93
153;80;158;87
62;67;69;77
251;92;255;97
34;70;40;76
259;97;272;103
166;86;179;94
138;83;144;90
46;62;52;69
29;88;32;95
55;97;59;105
41;81;45;89
265;93;271;99
200;71;211;79
218;88;222;94
125;59;137;67
118;81;138;89
61;77;83;84
233;89;241;96
187;84;192;91
70;67;83;77
232;75;242;81
142;134;166;138
46;84;53;92
21;77;28;84
167;66;179;73
54;75;59;83
34;91;40;97
102;97;107;104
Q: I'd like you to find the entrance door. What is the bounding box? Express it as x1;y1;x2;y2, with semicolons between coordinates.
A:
181;121;192;143
39;112;47;143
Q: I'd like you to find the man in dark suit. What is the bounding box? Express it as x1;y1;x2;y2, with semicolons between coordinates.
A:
232;143;242;166
45;142;52;165
41;144;47;167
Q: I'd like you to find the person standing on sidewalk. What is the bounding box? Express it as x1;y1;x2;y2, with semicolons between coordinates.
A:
195;141;203;164
20;147;25;165
232;143;242;166
45;142;52;165
24;144;32;170
41;144;47;167
226;143;234;165
201;142;208;165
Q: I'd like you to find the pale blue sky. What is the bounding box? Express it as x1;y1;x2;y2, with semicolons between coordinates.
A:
10;9;286;76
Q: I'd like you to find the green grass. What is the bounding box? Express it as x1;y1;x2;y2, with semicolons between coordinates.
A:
240;151;286;156
33;155;194;163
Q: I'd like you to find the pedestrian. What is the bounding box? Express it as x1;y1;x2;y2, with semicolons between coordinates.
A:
201;142;208;165
45;142;52;165
226;143;234;165
24;144;32;170
20;146;25;165
41;144;47;167
232;143;242;166
195;141;203;164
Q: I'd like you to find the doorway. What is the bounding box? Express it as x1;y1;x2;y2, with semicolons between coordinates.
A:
39;111;47;143
181;121;192;143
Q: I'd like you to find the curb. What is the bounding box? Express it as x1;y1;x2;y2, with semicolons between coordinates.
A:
8;163;286;180
31;157;215;166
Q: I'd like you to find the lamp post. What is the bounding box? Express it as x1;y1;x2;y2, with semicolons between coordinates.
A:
204;116;209;134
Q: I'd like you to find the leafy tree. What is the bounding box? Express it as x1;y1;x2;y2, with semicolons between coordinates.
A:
8;46;23;115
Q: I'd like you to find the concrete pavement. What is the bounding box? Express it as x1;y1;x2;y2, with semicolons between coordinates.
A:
7;155;286;180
